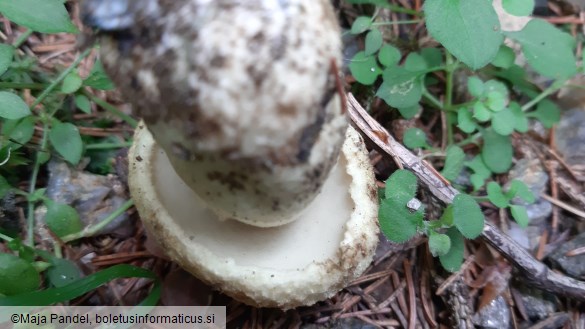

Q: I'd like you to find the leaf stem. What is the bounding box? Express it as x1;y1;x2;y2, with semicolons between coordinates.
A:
0;232;14;242
61;199;134;242
82;89;138;128
85;141;133;150
12;29;33;48
422;88;444;110
521;79;566;112
444;52;457;145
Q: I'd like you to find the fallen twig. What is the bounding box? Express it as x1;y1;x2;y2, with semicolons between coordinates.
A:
346;93;585;301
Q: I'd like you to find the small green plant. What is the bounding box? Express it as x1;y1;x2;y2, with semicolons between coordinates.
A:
0;0;150;305
346;0;563;270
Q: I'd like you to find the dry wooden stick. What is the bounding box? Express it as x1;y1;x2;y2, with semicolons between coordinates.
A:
346;93;585;301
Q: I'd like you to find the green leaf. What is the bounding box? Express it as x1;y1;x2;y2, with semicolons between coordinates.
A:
491;45;515;69
505;19;577;79
0;44;14;76
510;205;530;227
482;128;513;173
403;128;429;149
509;102;529;132
380;170;423;243
83;60;115;90
379;198;420;243
377;66;423;108
421;47;443;68
473;102;492;122
439;227;465;272
457;108;476;133
396;105;419;119
0;175;11;198
349;51;382;85
351;16;372;34
0;253;40;296
441;145;465;181
364;29;383;56
452;193;485;239
46;258;81;288
0;92;31;120
48;121;83;165
487;182;509;208
526;99;560;128
0;264;158;306
485;91;506;112
384;169;418;201
507;179;536;203
74;94;91;114
0;0;77;33
502;0;535;17
61;71;83;94
404;53;428;72
44;200;83;238
491;107;517;135
439;204;454;226
7;116;35;150
467;76;484;98
429;232;451;257
424;0;503;69
378;44;401;67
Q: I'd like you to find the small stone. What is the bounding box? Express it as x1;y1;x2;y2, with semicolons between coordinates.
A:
547;231;585;279
506;158;551;226
555;108;585;166
473;296;510;329
516;286;556;321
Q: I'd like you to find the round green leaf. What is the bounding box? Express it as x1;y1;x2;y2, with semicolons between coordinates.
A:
83;60;115;90
491;45;515;69
441;145;465;181
47;258;81;288
452;193;485;239
467;76;485;98
473;102;492;122
526;99;560;128
0;253;40;296
439;227;465;272
44;200;83;238
509;102;528;132
424;0;503;70
508;179;536;203
0;92;31;120
485;91;506;112
379;199;420;243
351;16;372;34
0;0;77;33
457;107;477;133
404;53;428;72
364;29;383;56
48;121;83;165
349;51;382;85
378;44;401;67
505;19;577;79
482;128;513;173
61;71;83;94
0;43;14;76
74;94;91;114
421;47;443;68
403;128;428;149
487;182;509;208
510;205;529;227
377;66;423;108
502;0;535;17
429;232;451;257
396;105;420;119
8;116;35;150
491;107;516;135
384;169;418;202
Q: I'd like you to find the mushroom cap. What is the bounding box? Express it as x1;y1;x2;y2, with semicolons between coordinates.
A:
129;123;379;309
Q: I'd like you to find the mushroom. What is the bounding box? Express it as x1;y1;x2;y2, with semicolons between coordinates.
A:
82;0;379;308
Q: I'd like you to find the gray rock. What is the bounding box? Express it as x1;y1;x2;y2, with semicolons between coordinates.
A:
547;231;585;279
516;286;556;321
37;159;133;237
473;296;510;329
555;108;585;166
